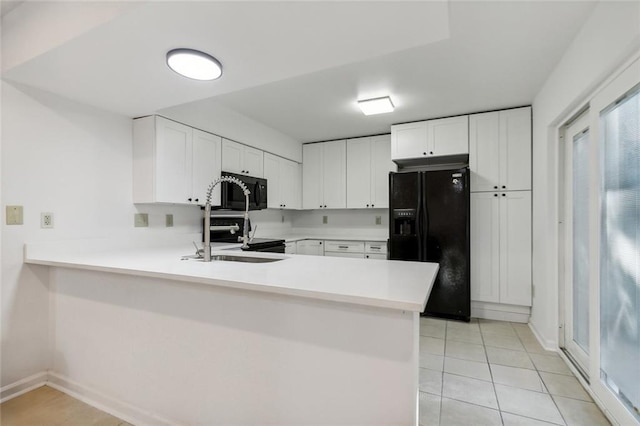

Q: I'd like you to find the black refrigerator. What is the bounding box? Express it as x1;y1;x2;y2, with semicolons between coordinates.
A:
389;168;470;321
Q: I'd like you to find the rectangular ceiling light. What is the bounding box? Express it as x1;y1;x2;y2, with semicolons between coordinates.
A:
357;96;395;115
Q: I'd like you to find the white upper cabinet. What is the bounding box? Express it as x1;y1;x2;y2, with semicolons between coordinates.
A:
264;152;301;209
391;116;469;161
192;129;222;205
470;107;531;192
346;135;395;208
133;116;221;205
302;140;346;209
222;139;264;177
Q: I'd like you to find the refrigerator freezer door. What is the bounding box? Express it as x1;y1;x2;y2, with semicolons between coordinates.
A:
422;168;470;320
389;172;421;261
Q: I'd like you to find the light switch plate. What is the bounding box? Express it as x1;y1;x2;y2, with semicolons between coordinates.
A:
134;213;149;227
375;216;382;225
165;214;174;227
6;205;23;225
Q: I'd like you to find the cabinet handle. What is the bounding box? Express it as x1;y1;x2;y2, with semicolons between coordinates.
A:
494;186;498;189
502;193;506;197
324;205;327;208
371;204;374;207
188;198;192;202
423;152;427;155
494;194;498;197
502;185;506;189
429;151;433;155
366;204;369;207
319;241;322;245
366;255;370;259
195;198;199;202
338;246;349;249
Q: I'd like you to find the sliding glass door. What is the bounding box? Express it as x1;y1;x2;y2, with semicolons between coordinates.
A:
598;84;639;422
561;112;591;374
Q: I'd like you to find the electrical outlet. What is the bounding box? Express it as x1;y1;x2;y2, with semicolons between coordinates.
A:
375;216;382;225
165;214;174;227
322;215;328;224
134;213;149;227
41;212;54;228
281;215;285;223
6;205;24;225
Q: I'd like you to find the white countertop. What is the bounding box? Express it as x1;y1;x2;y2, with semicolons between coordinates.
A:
24;239;437;312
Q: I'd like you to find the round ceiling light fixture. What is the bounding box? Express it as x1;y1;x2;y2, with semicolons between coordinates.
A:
166;48;223;81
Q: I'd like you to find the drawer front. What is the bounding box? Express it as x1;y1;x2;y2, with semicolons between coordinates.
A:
324;241;365;253
284;242;297;254
325;252;365;259
365;253;387;260
365;241;387;254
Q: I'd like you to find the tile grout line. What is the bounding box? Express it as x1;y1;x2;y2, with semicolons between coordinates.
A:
511;322;570;426
481;320;506;426
438;320;447;426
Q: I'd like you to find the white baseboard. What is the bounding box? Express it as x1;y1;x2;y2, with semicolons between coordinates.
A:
0;371;48;403
528;321;557;352
47;372;177;426
1;372;177;426
471;301;531;323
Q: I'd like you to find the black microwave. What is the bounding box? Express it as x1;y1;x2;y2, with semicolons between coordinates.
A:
220;171;267;210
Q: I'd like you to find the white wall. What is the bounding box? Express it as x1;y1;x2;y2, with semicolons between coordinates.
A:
158;99;303;163
0;82;203;387
530;1;640;348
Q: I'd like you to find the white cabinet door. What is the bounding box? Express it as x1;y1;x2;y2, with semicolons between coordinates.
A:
470;112;501;192
470;192;501;303
221;139;263;177
499;191;532;306
303;143;323;209
500;107;531;191
469;107;531;193
391;121;428;160
263;152;281;209
365;254;387;260
284;242;297;254
325;252;364;259
192;129;222;205
346;137;371;208
155;117;192;204
296;239;324;256
243;145;264;177
221;139;244;175
370;135;394;208
471;190;532;307
321;140;347;209
280;159;300;209
427;115;469;156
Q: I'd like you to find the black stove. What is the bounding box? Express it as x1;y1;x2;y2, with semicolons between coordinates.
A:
241;238;286;253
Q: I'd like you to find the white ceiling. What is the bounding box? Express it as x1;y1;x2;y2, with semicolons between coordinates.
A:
2;1;596;143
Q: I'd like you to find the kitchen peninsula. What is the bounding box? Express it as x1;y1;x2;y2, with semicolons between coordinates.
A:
24;238;438;425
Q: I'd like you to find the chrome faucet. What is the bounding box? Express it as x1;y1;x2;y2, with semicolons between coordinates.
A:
203;176;251;262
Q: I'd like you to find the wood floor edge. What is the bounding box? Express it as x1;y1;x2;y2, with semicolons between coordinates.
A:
0;372;48;403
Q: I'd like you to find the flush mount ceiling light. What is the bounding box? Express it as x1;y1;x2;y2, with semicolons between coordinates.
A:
166;48;222;81
357;96;395;115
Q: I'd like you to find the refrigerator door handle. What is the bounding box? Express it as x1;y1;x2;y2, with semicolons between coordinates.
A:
416;177;424;261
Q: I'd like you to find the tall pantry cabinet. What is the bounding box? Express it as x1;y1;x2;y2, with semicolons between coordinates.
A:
469;107;532;317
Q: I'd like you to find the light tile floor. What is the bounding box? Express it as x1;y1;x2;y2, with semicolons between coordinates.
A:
418;317;610;426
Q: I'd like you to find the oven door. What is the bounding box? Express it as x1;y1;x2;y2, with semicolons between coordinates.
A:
220;172;267;210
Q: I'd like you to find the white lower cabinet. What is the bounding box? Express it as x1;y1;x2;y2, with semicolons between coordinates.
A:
296;239;324;256
284;242;297;254
470;191;532;306
324;241;365;258
365;241;388;260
